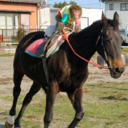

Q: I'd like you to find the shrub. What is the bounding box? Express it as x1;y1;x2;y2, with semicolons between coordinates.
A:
17;27;25;42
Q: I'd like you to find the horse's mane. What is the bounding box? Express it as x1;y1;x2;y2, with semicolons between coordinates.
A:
69;18;119;41
69;20;103;41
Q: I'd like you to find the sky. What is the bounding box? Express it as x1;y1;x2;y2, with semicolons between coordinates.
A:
46;0;105;9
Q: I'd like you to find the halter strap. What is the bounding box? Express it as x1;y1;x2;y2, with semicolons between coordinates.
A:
98;28;111;69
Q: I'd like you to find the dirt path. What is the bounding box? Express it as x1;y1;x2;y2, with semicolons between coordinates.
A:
0;56;128;82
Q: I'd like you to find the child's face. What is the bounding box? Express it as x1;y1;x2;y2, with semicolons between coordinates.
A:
72;9;80;19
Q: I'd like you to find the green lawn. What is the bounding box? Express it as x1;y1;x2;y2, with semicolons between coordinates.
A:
1;82;128;128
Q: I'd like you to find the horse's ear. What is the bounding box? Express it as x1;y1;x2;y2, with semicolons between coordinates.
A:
102;12;107;24
113;11;119;21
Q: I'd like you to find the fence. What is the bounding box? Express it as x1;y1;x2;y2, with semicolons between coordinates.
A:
0;28;44;45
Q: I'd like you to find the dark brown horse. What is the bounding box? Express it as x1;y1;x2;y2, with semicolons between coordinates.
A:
6;12;124;128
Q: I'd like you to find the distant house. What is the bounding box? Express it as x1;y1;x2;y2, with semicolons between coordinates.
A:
101;0;128;29
0;0;43;29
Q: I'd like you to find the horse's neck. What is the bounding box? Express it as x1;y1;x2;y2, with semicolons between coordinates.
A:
71;23;102;60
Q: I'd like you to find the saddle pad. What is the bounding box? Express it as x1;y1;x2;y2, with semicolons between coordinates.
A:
25;38;46;58
25;31;73;58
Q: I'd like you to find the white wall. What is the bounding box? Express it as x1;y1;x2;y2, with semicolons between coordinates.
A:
50;8;58;26
105;1;128;29
39;7;51;29
82;8;103;29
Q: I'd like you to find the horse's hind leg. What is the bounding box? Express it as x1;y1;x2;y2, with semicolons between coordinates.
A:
67;88;84;128
14;82;41;128
5;71;24;128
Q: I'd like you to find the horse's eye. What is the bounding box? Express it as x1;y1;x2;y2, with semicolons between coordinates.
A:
106;39;110;42
106;38;112;43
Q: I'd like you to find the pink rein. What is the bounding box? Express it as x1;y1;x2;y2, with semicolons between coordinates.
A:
62;29;108;69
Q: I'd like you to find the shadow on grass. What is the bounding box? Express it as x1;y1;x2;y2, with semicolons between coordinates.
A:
99;95;128;101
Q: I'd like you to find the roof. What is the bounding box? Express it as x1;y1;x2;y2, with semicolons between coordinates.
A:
0;9;33;13
101;0;128;2
0;0;43;3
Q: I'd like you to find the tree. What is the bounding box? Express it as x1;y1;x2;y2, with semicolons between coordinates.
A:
53;1;77;8
70;1;77;5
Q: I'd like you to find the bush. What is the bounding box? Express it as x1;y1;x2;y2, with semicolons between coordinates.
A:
17;27;25;42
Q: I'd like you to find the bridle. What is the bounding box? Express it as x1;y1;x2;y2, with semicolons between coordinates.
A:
96;28;111;69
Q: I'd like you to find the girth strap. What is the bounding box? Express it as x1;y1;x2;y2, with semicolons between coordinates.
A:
42;57;49;83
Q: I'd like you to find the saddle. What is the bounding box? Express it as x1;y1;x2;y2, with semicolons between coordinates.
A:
25;27;73;58
44;27;73;58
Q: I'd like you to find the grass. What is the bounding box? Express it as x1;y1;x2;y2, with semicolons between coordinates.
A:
121;47;128;53
1;82;128;128
121;47;128;57
0;53;15;56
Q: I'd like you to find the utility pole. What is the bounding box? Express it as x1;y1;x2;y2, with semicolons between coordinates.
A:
38;2;43;29
100;0;102;8
38;0;47;29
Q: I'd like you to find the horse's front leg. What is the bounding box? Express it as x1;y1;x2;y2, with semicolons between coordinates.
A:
67;87;84;128
44;81;59;128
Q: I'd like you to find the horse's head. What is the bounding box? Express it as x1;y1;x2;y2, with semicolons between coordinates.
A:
97;12;125;78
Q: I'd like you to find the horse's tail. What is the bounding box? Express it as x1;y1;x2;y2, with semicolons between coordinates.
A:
21;35;35;48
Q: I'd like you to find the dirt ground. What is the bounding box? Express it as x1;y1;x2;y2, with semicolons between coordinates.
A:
0;56;128;127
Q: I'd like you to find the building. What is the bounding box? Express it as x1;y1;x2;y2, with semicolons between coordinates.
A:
0;0;44;30
39;7;103;30
0;0;46;43
101;0;128;29
81;8;103;29
0;1;103;43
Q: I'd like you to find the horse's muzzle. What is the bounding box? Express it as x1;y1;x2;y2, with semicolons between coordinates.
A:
110;66;125;79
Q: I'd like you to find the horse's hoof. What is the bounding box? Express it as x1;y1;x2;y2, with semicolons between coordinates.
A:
5;121;13;128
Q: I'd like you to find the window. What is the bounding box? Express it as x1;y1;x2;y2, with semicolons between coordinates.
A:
0;13;19;37
109;4;114;10
126;3;128;10
121;3;128;11
0;14;6;29
0;13;19;29
7;14;13;29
